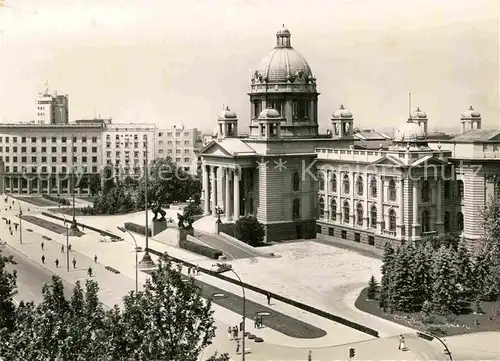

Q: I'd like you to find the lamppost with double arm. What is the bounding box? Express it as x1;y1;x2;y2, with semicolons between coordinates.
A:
213;263;246;361
58;212;70;272
117;226;141;293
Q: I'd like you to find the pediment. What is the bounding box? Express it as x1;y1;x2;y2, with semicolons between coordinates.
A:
411;156;447;167
371;156;403;166
199;141;233;158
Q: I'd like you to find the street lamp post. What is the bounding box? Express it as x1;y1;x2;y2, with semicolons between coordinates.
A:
215;205;223;224
17;201;22;245
213;263;246;361
70;132;79;233
117;226;139;293
58;212;70;272
139;135;154;267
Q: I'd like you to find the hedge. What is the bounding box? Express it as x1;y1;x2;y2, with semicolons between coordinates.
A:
124;222;152;237
42;212;121;241
178;239;222;260
42;194;70;206
147;247;380;338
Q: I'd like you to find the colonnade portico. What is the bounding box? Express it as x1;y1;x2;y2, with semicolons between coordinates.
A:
202;163;241;221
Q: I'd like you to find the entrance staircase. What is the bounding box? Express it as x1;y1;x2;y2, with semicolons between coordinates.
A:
193;215;218;234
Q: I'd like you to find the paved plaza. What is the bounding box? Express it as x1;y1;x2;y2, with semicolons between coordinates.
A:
1;195;499;360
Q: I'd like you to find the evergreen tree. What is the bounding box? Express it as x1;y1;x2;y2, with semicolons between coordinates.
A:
412;242;433;309
378;242;395;310
453;239;475;301
367;275;378;300
0;250;17;333
472;248;490;301
389;244;420;312
431;246;461;315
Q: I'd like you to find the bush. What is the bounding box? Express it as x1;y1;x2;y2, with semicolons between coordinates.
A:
234;215;265;246
179;239;222;259
42;194;70;206
367;275;378;300
124;222;151;237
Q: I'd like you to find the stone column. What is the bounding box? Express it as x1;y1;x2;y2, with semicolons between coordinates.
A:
18;176;22;194
435;178;443;233
203;165;210;215
233;168;240;220
309;99;314;120
412;179;421;240
210;166;217;217
225;168;231;221
377;176;384;232
336;171;342;220
396;178;404;238
323;170;329;220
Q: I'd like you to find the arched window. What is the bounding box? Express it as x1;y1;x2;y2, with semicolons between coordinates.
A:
330;199;337;221
343;201;350;223
331;173;337;193
318;172;325;192
356;203;364;225
444;211;451;232
356;176;363;196
422;209;430;232
370;205;377;228
343;174;350;194
388;209;397;231
421;180;430;202
370;177;377;198
457;212;464;231
292;172;300;192
293;198;301;219
318;197;325;218
388;179;397;202
457;180;464;198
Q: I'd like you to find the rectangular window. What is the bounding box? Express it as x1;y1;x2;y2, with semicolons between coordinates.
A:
21;156;27;163
52;147;57;153
328;227;334;236
41;156;46;162
82;136;87;143
52;137;57;143
52;157;57;162
316;225;322;234
62;137;67;143
31;137;36;142
31;147;36;152
354;233;361;243
41;137;47;143
62;156;67;162
82;156;87;163
31;156;36;163
41;147;46;153
92;147;97;153
92;137;97;143
341;230;347;240
368;236;375;246
82;147;87;153
62;147;67;153
21;137;26;143
92;156;97;163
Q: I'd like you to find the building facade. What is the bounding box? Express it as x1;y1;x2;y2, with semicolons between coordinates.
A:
36;85;69;125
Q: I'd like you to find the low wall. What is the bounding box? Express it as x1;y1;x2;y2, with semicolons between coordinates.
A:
147;247;380;338
217;222;235;236
42;212;121;241
219;232;268;256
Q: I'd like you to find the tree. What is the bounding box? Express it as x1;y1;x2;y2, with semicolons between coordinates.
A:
453;239;475;301
120;255;220;361
472;248;490;301
378;242;395;310
367;275;378;300
183;201;203;225
102;165;116;194
93;184;136;215
0;250;17;334
389;244;420;312
88;174;101;196
431;245;462;315
412;242;434;309
234;215;265;246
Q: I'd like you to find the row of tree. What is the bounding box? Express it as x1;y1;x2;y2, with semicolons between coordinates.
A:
0;253;228;361
85;158;202;215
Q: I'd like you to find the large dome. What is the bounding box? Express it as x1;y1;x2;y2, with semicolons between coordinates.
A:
252;25;314;84
394;121;426;142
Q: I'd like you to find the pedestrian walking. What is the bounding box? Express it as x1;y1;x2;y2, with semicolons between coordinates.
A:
235;325;239;340
68;244;72;252
88;267;93;277
308;350;312;361
55;259;59;268
41;242;44;250
41;255;45;264
72;258;76;269
253;317;257;329
266;292;271;305
235;339;240;354
196;265;200;275
398;334;405;350
94;255;98;263
187;267;191;277
228;326;232;340
61;245;64;253
232;326;237;340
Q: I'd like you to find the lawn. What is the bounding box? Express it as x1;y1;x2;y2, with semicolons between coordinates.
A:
21;215;72;235
19;197;60;207
355;287;500;336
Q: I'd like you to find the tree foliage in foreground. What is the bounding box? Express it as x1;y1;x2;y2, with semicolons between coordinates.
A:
235;215;265;246
0;253;227;361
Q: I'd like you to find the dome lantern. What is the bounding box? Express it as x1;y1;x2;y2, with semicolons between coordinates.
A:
460;105;482;133
216;106;238;139
256;107;283;139
276;24;291;47
330;104;354;139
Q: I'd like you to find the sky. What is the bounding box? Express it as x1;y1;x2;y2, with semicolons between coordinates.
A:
0;0;498;134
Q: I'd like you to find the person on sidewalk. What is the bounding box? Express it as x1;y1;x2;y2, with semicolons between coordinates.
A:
94;255;98;263
41;255;45;264
61;245;64;253
308;350;312;361
228;327;232;341
41;242;44;251
235;339;240;354
88;267;93;277
55;259;59;268
68;244;72;252
196;265;200;275
266;292;271;305
72;258;76;269
234;325;239;340
187;267;191;277
398;335;405;350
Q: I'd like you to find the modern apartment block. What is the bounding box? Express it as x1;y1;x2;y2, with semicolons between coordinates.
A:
35;84;69;125
155;123;202;173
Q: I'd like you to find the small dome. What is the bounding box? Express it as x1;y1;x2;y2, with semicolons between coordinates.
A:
218;106;237;120
259;107;281;119
394;121;426;142
277;24;291;35
461;105;481;119
331;104;353;119
410;107;427;119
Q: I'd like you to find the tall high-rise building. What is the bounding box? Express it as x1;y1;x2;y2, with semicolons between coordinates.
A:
35;83;69;125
